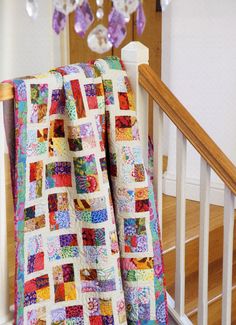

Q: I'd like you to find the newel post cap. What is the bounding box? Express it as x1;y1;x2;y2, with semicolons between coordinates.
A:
121;41;149;64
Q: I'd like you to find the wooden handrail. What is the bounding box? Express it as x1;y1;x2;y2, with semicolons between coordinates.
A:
0;83;14;101
139;63;236;196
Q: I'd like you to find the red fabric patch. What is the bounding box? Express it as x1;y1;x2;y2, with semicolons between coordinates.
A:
70;79;86;118
135;199;150;213
89;316;103;325
30;162;37;182
24;279;36;293
115;116;132;128
87;96;98;110
54;174;72;187
34;252;44;271
54;283;65;302
82;228;95;246
118;92;129;110
66;305;83;318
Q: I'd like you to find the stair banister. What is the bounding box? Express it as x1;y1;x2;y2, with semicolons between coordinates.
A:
153;102;164;232
138;63;236;195
198;158;210;325
222;187;235;325
138;62;236;325
175;130;187;317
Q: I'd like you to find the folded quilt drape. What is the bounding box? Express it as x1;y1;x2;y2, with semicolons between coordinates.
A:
10;57;167;325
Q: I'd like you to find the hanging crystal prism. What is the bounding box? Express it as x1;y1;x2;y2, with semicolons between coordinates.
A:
52;9;67;34
123;12;130;23
74;0;94;37
87;24;112;54
112;0;139;15
26;0;39;20
53;0;83;15
96;8;104;20
96;0;104;6
108;8;127;48
136;1;146;35
161;0;171;11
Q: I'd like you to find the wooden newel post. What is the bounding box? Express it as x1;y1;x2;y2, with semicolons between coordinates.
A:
121;41;149;168
0;100;12;325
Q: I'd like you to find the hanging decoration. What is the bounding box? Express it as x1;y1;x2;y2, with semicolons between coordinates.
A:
160;0;172;11
26;0;39;20
25;0;146;54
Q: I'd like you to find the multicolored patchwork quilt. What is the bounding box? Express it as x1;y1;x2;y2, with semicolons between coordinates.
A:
11;57;167;324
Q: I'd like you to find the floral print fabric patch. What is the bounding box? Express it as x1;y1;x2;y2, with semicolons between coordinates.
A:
12;57;167;325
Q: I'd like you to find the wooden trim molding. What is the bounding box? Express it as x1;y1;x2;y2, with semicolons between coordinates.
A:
0;83;14;101
139;63;236;196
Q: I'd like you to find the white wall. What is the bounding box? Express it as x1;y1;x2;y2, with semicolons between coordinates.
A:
162;0;236;204
0;0;61;82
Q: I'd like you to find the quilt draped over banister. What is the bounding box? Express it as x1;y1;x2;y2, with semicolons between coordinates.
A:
6;57;167;325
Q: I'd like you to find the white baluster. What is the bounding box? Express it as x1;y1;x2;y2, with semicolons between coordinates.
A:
0;101;11;324
222;187;235;325
121;42;149;168
175;129;187;316
198;159;211;325
153;102;163;234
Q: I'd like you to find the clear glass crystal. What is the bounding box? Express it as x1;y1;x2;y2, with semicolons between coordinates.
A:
96;0;104;6
161;0;171;11
123;12;130;22
112;0;139;15
53;0;83;15
87;24;112;54
26;0;38;19
96;8;104;19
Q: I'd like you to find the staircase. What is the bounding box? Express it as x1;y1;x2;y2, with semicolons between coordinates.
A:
1;41;236;324
134;42;236;325
162;193;236;324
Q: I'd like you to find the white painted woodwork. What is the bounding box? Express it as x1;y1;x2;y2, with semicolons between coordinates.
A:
198;159;211;325
175;130;187;316
121;42;149;168
59;19;70;66
222;187;235;325
153;102;164;234
0;101;12;325
167;293;193;325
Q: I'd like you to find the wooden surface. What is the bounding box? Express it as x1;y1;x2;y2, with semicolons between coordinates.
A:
162;193;236;323
133;2;162;78
190;289;236;325
139;64;236;196
0;83;14;101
